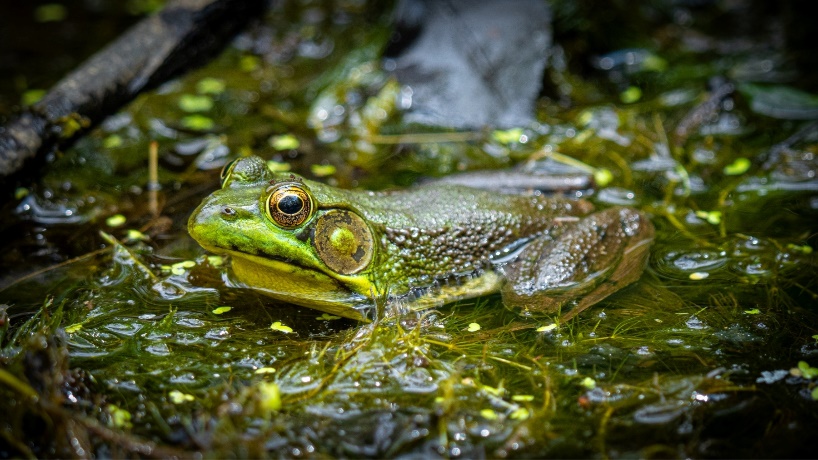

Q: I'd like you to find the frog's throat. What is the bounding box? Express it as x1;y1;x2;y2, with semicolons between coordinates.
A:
211;246;379;320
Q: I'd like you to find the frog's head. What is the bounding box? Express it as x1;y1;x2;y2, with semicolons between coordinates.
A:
188;156;378;320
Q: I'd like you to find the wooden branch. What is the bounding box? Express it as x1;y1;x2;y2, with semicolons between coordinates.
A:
0;0;267;179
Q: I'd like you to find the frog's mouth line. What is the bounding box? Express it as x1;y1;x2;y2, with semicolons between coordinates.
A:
200;243;378;302
202;244;335;280
199;245;374;321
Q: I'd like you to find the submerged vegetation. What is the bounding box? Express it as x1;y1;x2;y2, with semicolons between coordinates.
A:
1;0;817;457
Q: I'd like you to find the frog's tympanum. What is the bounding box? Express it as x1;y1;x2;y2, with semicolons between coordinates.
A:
188;156;655;321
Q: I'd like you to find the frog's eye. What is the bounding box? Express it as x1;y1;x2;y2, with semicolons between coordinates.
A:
219;159;238;187
266;184;313;228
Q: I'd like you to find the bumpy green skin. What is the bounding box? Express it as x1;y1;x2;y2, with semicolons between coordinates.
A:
188;156;654;320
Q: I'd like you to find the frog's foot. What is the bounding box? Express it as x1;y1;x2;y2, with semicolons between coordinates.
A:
501;207;655;320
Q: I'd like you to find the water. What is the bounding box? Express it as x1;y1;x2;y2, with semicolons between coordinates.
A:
1;0;817;457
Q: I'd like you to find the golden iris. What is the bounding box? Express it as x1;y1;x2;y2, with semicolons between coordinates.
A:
266;184;313;228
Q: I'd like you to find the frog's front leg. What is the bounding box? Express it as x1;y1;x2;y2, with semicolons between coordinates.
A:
501;207;654;320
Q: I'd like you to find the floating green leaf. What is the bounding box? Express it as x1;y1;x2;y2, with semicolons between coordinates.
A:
311;164;337;177
580;377;596;389
481;385;503;397
212;306;232;315
169;390;195;404
269;134;300;150
170;260;195;276
267;160;292;172
181;114;215;131
467;322;481;332
695;210;722;225
196;77;226;95
739;83;818;120
257;382;282;412
21;89;46;106
577;110;594;126
107;405;133;429
178;94;214;113
641;54;668;72
480;408;498;420
787;244;813;255
723;157;751;176
106;214;126;227
798;361;818;379
125;229;147;242
594;168;613;187
56;114;88;138
103;134;123;149
491;127;524;144
271;321;293;333
620;86;642;104
240;55;261;72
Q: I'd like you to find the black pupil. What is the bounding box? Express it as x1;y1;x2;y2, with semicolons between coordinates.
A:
278;194;303;214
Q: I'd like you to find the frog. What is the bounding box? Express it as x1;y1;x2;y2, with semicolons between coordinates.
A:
188;156;655;321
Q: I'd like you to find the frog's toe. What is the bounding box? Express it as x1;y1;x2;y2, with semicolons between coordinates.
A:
501;207;654;319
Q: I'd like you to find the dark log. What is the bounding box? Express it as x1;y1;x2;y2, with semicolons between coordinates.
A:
0;0;267;179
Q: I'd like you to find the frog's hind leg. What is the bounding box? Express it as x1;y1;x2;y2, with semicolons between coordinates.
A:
501;207;654;320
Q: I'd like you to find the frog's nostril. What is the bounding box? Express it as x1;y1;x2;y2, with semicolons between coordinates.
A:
221;207;237;219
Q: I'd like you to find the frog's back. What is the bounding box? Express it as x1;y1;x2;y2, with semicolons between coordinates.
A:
311;181;594;292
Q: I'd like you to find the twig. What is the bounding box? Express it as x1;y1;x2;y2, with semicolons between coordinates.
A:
0;248;109;293
148;140;160;217
0;0;267;179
